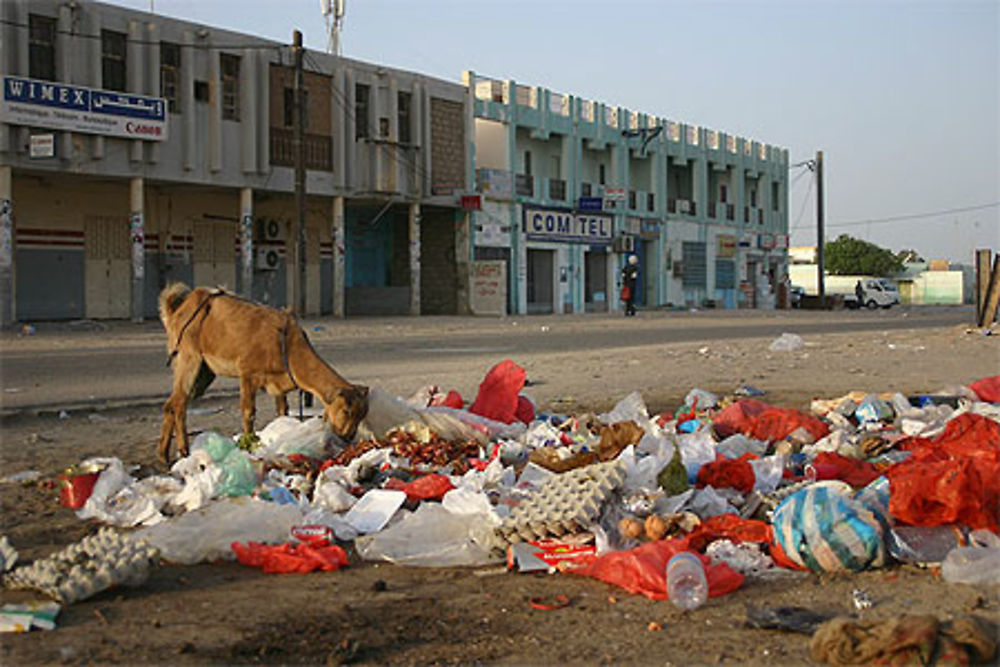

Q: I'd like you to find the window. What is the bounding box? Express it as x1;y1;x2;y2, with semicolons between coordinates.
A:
194;80;209;102
29;14;56;81
220;54;240;121
101;30;127;92
523;150;532;175
749;188;757;207
355;83;370;139
598;163;606;185
647;193;655;212
283;87;309;129
398;91;412;144
160;42;180;113
771;182;780;211
719;183;728;203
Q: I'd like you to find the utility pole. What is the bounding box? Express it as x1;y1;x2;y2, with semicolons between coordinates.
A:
292;30;306;314
815;150;825;304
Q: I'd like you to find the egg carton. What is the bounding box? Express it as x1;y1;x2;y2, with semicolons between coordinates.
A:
497;460;625;544
0;536;17;574
2;527;159;604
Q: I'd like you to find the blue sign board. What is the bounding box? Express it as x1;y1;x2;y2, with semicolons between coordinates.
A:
578;197;604;212
1;75;168;140
523;207;613;244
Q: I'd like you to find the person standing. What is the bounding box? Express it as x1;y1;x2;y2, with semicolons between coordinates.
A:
855;280;865;307
621;254;639;317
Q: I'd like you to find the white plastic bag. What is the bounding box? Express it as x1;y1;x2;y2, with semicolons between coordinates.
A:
598;391;650;426
312;476;357;514
749;454;785;494
769;332;804;352
354;503;500;567
76;458;163;527
676;430;717;482
941;530;1000;585
136;498;304;565
257;416;335;460
169;450;221;513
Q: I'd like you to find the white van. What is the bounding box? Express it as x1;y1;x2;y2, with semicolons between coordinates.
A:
846;278;900;309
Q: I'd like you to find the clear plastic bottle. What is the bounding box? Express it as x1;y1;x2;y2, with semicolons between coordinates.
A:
666;551;708;611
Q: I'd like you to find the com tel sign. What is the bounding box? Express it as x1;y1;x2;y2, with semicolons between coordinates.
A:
523;207;613;244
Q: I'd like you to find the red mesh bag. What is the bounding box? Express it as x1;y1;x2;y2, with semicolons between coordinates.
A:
384;473;455;502
697;453;757;494
969;375;1000;403
232;541;349;574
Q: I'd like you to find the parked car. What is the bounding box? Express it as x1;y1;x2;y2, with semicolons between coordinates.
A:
844;278;900;309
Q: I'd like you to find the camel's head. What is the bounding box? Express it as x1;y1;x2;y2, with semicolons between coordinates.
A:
325;384;369;442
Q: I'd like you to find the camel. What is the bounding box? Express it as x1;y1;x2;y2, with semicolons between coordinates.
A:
156;283;369;463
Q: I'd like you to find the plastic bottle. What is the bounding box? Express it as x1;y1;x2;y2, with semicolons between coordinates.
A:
666;551;708;611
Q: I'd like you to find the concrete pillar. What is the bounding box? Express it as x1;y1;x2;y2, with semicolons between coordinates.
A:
456;211;471;315
129;177;145;322
332;196;345;318
0;165;13;327
409;203;421;315
240;188;253;298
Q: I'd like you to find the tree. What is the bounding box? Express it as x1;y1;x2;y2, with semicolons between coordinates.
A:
824;234;904;276
895;249;924;264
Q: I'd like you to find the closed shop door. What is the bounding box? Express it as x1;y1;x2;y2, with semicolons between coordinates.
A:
85;216;130;319
527;248;554;314
194;222;236;289
584;250;607;312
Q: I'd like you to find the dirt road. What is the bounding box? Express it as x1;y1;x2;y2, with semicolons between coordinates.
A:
0;306;997;665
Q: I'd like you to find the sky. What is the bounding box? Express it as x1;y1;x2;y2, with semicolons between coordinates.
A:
110;0;998;264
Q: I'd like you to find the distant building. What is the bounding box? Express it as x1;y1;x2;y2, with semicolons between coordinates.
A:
0;0;470;322
465;72;789;313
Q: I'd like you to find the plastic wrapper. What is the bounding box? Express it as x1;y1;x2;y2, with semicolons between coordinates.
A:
355;503;500;567
343;489;406;534
169;450;221;512
75;458;167;527
688;486;734;518
135;498;304;565
467;359;527;424
716;434;768;460
749;455;785;494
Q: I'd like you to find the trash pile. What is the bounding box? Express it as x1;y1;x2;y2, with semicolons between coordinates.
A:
2;359;999;655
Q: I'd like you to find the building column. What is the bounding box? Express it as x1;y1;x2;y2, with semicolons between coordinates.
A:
129;177;145;322
456;210;472;315
240;187;253;298
332;196;345;318
409;203;421;315
0;166;13;327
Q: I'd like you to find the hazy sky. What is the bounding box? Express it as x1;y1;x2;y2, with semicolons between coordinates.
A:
111;0;998;264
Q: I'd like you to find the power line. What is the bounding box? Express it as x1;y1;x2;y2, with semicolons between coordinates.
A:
792;171;814;229
825;202;1000;228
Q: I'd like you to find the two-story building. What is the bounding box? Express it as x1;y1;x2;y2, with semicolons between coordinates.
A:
464;71;790;315
0;0;471;324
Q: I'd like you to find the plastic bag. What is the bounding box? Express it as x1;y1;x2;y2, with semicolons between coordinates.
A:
257;416;334;460
571;537;744;601
384;473;454;502
170;450;221;512
968;375;1000;403
194;430;236;462
217;448;257;497
354;503;500;567
599;391;650;426
685;388;718;410
232;540;348;574
676;430;718;483
769;332;804;352
771;481;889;572
136;498;304;565
468;359;527;424
75;458;164;527
941;530;1000;585
343;489;406;534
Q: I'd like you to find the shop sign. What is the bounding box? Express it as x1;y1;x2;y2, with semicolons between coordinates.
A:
640;219;661;238
758;233;776;249
461;194;482;211
523;207;612;244
29;133;55;158
603;187;626;201
738;233;754;248
578;196;603;212
717;233;737;258
1;75;168;140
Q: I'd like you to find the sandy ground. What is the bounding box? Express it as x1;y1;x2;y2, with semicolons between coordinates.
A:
0;310;998;665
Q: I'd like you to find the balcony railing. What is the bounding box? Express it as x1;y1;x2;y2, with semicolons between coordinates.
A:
549;178;566;201
515;173;534;197
270;128;332;171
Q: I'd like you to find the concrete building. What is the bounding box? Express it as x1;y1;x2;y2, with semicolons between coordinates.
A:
0;0;471;324
464;71;789;315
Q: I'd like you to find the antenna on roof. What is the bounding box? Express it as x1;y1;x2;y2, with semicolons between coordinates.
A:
321;0;346;55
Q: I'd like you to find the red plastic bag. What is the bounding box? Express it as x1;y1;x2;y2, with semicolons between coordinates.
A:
468;359;527;424
697;453;757;494
383;473;455;502
572;538;743;601
810;451;881;488
684;513;773;553
620;285;631;301
969;375;1000;403
232;541;349;574
888;413;1000;531
711;399;771;439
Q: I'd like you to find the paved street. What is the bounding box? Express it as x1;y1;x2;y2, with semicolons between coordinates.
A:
0;306;972;416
